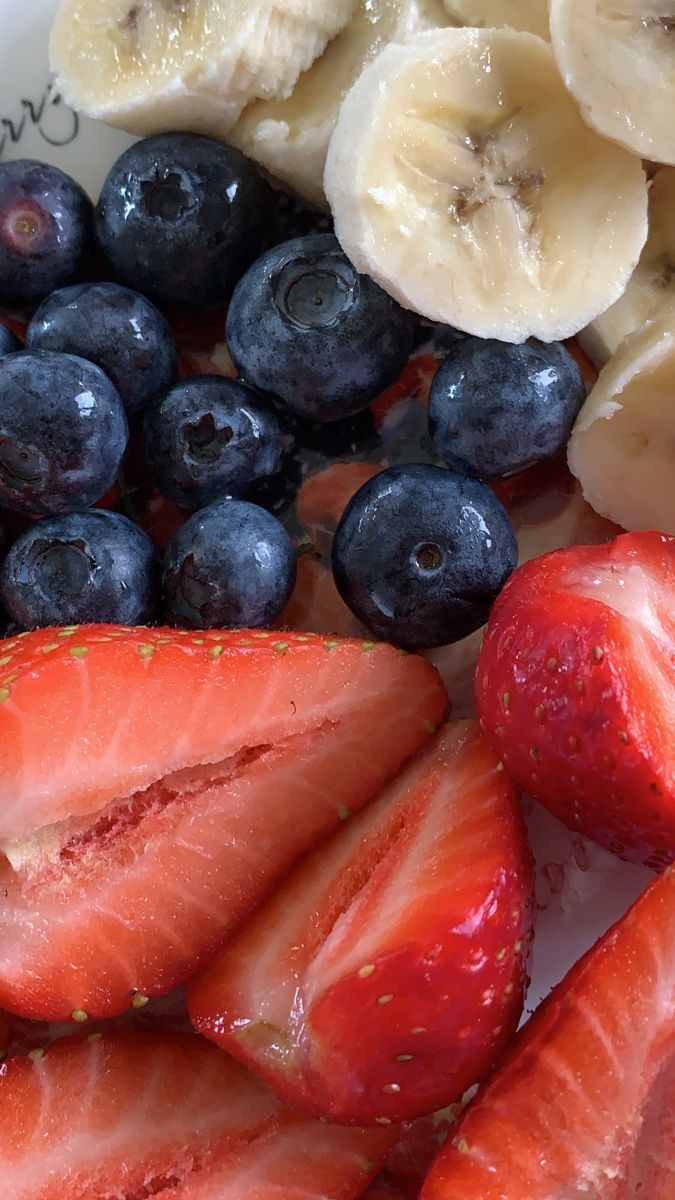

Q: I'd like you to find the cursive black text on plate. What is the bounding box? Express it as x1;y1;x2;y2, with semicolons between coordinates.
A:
0;80;79;158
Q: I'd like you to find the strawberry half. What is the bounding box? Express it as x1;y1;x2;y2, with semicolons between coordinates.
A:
0;1031;394;1199
477;531;675;867
297;463;383;557
0;1010;9;1055
0;625;446;1021
422;866;675;1200
188;721;533;1125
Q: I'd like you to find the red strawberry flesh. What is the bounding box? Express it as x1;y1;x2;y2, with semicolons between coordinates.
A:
0;625;446;1020
0;1031;394;1199
422;866;675;1199
188;721;533;1124
477;531;675;866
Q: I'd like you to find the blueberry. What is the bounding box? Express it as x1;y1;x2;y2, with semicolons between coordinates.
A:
95;133;275;308
27;282;177;418
332;463;518;650
0;160;93;309
0;324;20;356
429;338;586;481
0;350;128;515
0;509;157;629
226;234;416;422
144;375;285;511
163;498;296;629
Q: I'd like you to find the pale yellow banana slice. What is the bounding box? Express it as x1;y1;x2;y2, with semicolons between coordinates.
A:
325;28;648;343
580;169;675;367
230;0;449;210
443;0;549;39
550;1;675;165
49;0;356;138
568;316;675;533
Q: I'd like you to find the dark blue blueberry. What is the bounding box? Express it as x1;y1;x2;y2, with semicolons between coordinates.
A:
144;375;285;511
27;282;178;417
0;509;157;629
226;234;416;422
428;338;586;481
0;350;128;515
0;160;93;309
163;498;296;629
95;133;275;307
0;324;21;356
332;463;518;650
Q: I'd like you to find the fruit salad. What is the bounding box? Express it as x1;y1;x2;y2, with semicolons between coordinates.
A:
0;1;673;1197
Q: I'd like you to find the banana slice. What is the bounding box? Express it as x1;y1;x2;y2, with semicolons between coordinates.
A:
230;0;449;210
443;1;549;39
49;0;356;138
550;1;675;165
568;315;675;534
580;169;675;367
325;28;648;343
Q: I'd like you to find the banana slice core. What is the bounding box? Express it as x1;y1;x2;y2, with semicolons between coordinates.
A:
325;28;648;343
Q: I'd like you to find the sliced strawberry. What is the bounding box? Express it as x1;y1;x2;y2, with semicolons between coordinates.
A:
0;312;28;341
371;353;438;429
422;867;675;1200
188;721;533;1125
428;464;618;717
0;625;446;1021
565;336;600;392
492;456;618;554
6;986;193;1058
0;1010;10;1055
0;1031;393;1199
278;553;367;638
133;485;188;552
477;531;675;867
119;428;190;552
364;1182;407;1200
491;454;575;517
297;463;383;557
165;303;229;354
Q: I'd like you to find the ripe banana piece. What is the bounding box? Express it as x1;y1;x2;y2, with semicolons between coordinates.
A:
568;315;675;534
230;0;450;210
550;1;675;165
443;0;549;39
580;169;675;367
49;0;357;138
325;28;648;343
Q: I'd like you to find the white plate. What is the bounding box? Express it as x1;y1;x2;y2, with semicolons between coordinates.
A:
0;0;134;197
0;0;655;1020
